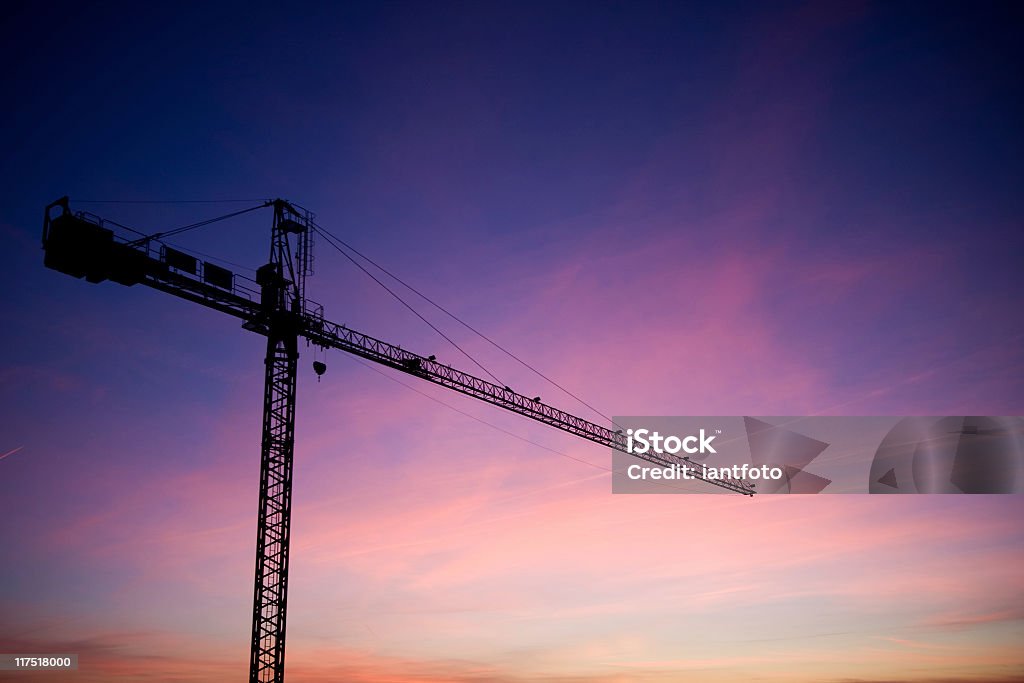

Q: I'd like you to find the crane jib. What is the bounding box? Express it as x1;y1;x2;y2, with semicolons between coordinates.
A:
302;318;754;496
39;198;753;497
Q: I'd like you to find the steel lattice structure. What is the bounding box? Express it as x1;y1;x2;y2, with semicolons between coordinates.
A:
40;197;753;683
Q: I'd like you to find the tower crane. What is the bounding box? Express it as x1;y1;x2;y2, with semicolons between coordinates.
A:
40;197;753;683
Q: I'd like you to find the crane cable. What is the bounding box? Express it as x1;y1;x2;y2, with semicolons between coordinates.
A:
341;353;706;494
311;223;620;429
312;225;507;387
70;199;266;273
71;198;618;429
75;199;272;246
73;198;270;205
126;201;272;245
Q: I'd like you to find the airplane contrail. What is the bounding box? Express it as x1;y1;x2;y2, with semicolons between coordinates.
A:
0;446;24;461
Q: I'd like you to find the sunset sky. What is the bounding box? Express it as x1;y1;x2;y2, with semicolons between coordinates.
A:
1;2;1022;682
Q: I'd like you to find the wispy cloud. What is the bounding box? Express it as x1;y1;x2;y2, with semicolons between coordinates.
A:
0;445;23;461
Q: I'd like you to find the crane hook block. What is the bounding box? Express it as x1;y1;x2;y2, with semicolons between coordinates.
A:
313;361;327;376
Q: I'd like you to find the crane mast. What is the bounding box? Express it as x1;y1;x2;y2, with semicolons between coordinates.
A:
40;197;753;683
249;201;312;683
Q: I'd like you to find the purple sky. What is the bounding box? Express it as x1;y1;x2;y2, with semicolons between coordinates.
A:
1;2;1022;681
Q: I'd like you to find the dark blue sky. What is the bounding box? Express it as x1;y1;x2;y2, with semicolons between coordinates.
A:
2;3;1024;682
3;2;1021;233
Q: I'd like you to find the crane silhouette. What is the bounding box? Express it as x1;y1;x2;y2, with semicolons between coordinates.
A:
40;196;753;682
